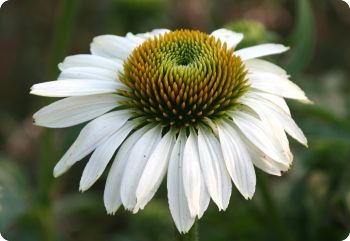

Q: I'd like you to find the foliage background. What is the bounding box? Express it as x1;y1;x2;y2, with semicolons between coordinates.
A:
0;0;349;240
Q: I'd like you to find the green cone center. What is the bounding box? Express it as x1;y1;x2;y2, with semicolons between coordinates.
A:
119;30;249;128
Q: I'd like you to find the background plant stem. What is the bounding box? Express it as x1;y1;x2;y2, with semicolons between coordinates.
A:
47;0;81;79
37;0;81;240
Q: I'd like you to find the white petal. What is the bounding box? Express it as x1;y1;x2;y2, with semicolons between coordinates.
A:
33;94;121;128
266;122;293;163
210;28;243;49
90;35;138;60
244;130;291;173
242;94;307;146
247;72;311;103
244;140;288;176
58;67;120;82
167;130;195;233
198;125;232;210
59;54;123;72
53;110;131;177
30;79;124;97
235;44;289;61
230;111;289;165
120;125;162;212
182;128;204;217
242;98;293;163
104;126;151;214
79;120;136;191
124;29;170;45
135;130;176;211
217;120;256;199
198;174;210;219
246;90;291;116
125;32;146;45
244;59;288;77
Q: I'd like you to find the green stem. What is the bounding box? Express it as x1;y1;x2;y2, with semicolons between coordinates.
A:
47;0;81;79
175;221;199;241
258;172;293;241
36;0;81;240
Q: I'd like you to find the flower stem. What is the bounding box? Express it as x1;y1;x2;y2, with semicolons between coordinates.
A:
175;221;199;241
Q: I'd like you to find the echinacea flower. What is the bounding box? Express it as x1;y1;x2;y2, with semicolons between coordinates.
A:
31;28;310;233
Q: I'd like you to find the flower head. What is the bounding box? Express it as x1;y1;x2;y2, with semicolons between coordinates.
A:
31;28;310;233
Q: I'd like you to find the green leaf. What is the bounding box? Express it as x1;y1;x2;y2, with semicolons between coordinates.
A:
0;156;32;230
286;0;315;76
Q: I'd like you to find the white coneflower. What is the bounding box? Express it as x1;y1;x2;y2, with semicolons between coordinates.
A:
31;28;310;233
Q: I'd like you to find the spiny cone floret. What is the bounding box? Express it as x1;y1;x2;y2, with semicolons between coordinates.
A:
120;30;249;128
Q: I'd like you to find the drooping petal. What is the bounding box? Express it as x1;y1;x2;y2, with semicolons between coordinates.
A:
247;71;311;103
91;35;139;60
230;111;289;165
168;130;195;233
104;126;151;214
246;90;291;116
244;139;288;176
59;54;123;72
79;120;137;191
217;120;256;199
265;121;293;163
240;95;294;164
241;94;307;146
120;125;162;212
235;43;289;61
33;94;121;128
53;110;131;177
183;128;206;218
210;28;243;50
135;129;176;211
30;79;124;97
198;174;210;219
243;129;291;174
198;125;232;210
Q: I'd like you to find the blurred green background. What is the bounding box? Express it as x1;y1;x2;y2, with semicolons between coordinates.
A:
0;0;350;240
